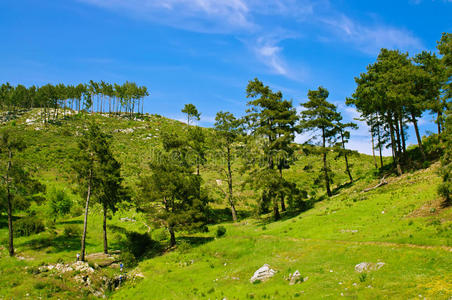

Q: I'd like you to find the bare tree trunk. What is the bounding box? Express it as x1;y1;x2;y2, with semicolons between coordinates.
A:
399;116;406;157
272;192;280;221
169;227;176;247
322;128;332;196
377;124;383;168
80;169;92;261
341;129;353;183
7;150;14;257
411;114;426;161
279;168;286;212
227;146;237;222
103;203;108;254
437;111;442;135
371;129;378;169
389;116;402;176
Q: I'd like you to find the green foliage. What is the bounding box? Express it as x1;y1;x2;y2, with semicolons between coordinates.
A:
63;224;81;238
119;251;137;268
123;232;159;259
48;188;72;220
181;103;200;126
216;225;226;237
138;131;209;246
177;240;192;253
299;86;340;196
13;216;45;237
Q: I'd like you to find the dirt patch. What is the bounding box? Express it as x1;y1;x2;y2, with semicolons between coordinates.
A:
407;198;451;218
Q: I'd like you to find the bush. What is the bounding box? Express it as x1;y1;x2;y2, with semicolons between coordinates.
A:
123;232;160;259
177;240;192;253
216;226;226;238
14;216;45;237
119;251;137;268
48;188;72;220
63;224;81;238
153;229;169;242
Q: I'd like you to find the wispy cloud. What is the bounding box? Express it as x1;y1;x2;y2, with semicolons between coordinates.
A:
77;0;424;78
78;0;255;33
320;14;424;54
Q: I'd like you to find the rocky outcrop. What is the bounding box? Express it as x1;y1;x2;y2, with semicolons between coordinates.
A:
250;264;276;283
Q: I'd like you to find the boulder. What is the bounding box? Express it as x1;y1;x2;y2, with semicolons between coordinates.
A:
250;264;276;283
355;262;385;273
86;252;119;267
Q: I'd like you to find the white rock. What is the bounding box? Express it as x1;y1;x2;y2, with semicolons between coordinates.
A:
355;262;385;273
289;270;302;285
250;264;276;283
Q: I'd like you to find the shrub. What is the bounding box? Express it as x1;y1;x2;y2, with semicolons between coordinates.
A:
48;188;72;220
63;224;81;238
123;232;160;259
14;216;45;237
71;205;84;217
178;240;192;253
119;251;137;268
216;226;226;238
153;229;169;242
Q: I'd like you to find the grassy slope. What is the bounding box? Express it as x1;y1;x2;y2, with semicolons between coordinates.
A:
0;110;450;299
114;164;451;299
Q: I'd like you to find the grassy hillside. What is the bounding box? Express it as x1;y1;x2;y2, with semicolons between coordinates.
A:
0;110;451;299
112;163;451;300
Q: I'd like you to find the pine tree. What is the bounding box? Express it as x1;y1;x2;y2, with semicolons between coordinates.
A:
138;132;208;247
213;111;243;222
245;78;298;219
299;86;341;197
0;127;44;256
181;103;200;127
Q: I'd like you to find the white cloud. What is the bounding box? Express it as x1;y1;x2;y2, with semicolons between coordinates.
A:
78;0;255;33
320;14;424;54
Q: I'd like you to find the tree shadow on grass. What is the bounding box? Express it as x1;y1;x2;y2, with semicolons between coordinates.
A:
207;208;252;225
19;234;92;253
177;236;215;247
332;181;354;195
57;220;83;225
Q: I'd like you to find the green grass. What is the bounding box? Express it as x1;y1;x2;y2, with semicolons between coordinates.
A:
0;109;451;299
111;164;451;299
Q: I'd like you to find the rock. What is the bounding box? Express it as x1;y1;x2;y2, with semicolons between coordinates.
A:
355;262;385;273
73;261;95;273
250;264;276;283
86;252;118;268
288;270;302;285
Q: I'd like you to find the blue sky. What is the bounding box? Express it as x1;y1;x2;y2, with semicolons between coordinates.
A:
1;0;451;154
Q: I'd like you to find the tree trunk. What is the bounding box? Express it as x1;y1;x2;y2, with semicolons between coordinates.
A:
377;124;383;168
7;150;14;257
394;115;402;159
437;111;442;135
103;203;108;254
399;116;406;157
279;168;286;212
169;227;176;247
227;146;237;222
341;130;353;183
80;169;92;261
273;196;280;221
411;114;426;161
371;127;378;169
388;116;402;176
322;128;332;196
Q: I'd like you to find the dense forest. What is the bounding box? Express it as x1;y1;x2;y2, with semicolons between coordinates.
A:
0;33;450;299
